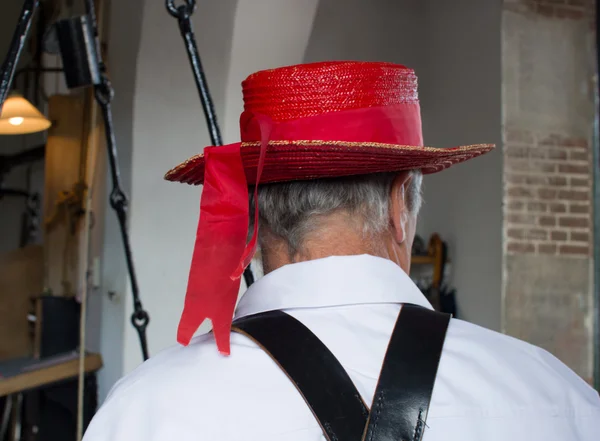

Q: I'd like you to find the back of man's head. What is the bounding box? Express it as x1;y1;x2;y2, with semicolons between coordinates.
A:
251;170;423;273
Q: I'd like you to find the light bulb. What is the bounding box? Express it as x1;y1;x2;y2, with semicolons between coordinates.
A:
8;117;25;126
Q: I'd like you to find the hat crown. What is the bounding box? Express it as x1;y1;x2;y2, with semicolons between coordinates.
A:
242;61;418;122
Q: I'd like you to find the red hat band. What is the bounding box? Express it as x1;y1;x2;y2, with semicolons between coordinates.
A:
240;103;423;146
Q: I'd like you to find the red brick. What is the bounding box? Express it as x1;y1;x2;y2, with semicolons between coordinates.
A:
507;200;525;211
507;228;524;239
549;203;567;213
508;186;535;198
526;229;548;240
507;213;537;225
559;217;589;228
571;231;590;242
505;128;534;144
539;134;588;148
527;202;547;212
538;188;557;200
507;241;535;254
506;174;526;184
505;160;527;172
565;137;588;148
558;164;589;174
537;163;558;173
547;149;568;160
505;146;529;159
539;216;557;227
506;160;556;173
567;137;587;147
569;151;589;161
525;175;548;186
571;177;589;187
551;230;568;241
570;204;590;214
538;243;557;254
558;189;589;201
547;176;567;186
559;244;589;256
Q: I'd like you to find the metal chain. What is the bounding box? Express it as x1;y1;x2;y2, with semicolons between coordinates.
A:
165;0;255;288
95;80;150;361
86;0;150;360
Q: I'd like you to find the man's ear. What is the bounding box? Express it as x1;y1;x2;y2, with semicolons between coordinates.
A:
389;172;413;245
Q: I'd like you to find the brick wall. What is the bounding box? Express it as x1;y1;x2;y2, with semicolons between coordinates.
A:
505;0;596;20
502;0;596;382
504;130;593;257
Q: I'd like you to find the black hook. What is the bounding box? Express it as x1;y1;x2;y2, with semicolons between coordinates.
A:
166;0;196;18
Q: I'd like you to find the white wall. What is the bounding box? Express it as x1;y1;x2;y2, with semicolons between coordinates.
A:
114;0;319;380
305;0;424;66
304;0;503;331
122;0;239;377
223;0;319;143
417;0;503;331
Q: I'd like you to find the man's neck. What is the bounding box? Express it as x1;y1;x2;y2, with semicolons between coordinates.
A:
260;216;388;274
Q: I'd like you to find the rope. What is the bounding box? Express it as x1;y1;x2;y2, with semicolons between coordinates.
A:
76;0;105;437
75;93;100;441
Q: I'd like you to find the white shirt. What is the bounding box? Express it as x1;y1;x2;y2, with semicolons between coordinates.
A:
84;255;600;441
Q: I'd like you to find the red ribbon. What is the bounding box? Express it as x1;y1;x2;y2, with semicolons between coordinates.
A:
177;143;248;353
177;117;272;354
177;103;422;354
240;102;422;146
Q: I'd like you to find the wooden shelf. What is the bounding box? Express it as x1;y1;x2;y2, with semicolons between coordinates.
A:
410;233;447;312
0;352;103;397
411;255;436;265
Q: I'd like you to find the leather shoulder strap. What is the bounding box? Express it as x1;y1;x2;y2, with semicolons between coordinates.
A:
232;305;450;441
232;310;368;441
363;304;450;441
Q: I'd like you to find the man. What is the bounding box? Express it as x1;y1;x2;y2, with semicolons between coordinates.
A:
84;62;600;440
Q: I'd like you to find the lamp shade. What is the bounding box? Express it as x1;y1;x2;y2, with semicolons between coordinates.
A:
0;94;52;135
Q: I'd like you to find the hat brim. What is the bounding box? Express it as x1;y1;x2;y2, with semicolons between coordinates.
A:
164;140;495;186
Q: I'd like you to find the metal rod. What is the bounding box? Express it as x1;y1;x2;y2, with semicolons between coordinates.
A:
97;89;150;362
594;0;600;392
0;0;40;109
0;144;45;167
172;8;222;145
0;188;30;199
167;1;255;287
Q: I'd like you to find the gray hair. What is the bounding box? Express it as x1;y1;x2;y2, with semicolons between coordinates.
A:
250;171;423;255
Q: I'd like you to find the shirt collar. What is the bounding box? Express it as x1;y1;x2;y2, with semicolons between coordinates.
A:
235;254;432;319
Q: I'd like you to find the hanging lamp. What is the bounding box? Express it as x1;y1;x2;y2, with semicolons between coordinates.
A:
0;93;51;135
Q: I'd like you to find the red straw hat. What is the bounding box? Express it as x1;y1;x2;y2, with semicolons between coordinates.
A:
166;61;494;354
166;61;492;184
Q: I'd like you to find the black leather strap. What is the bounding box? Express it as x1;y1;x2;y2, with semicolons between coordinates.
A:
232;305;449;441
232;310;369;441
364;304;450;441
